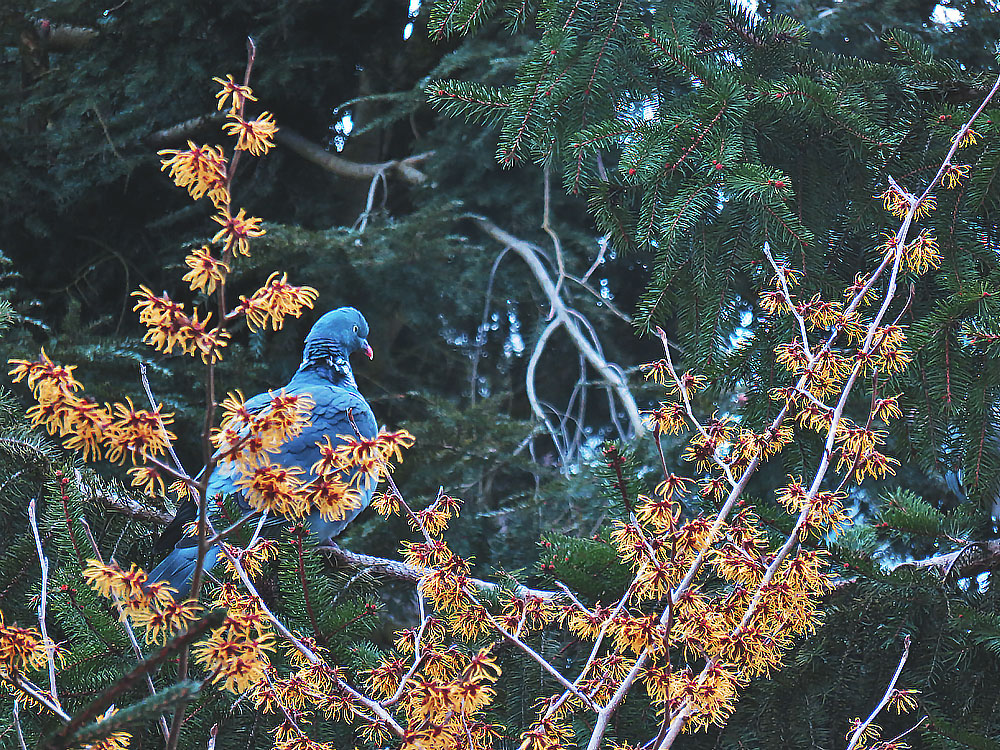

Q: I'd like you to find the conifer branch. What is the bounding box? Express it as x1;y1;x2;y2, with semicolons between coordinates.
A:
65;681;202;750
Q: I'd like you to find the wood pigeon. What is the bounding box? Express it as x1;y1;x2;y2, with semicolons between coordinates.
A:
148;307;377;597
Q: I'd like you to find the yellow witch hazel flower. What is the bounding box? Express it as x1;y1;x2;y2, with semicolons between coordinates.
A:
0;609;50;676
942;162;971;189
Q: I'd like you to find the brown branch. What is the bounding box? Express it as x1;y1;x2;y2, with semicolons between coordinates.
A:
145;113;224;147
318;542;560;600
33;21;99;52
145;118;432;184
274;127;431;185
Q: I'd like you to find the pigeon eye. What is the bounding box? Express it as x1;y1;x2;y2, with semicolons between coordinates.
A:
353;325;359;334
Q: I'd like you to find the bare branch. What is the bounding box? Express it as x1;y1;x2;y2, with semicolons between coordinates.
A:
2;674;70;723
891;538;1000;579
34;21;99;52
318;542;560;600
845;636;911;750
13;701;28;750
275;127;431;185
27;498;60;710
145;113;225;147
140;363;188;477
468;214;645;437
481;609;598;712
526;318;569;462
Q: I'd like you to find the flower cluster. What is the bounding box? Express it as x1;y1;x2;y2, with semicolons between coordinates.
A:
158;141;228;207
9;352;177;468
238;272;320;331
133;286;231;362
82;560;203;643
0;610;50;678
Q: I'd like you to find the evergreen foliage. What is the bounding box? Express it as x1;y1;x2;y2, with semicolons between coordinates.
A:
428;0;1000;514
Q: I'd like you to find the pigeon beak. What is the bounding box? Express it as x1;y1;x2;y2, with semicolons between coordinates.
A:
362;341;374;360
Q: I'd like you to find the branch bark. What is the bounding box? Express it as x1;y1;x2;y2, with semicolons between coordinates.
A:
34;21;99;52
145;114;224;147
318;542;560;600
891;539;1000;579
145;119;432;184
275;127;431;185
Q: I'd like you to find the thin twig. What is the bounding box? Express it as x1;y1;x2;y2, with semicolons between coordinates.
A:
469;214;645;436
27;498;60;710
3;674;70;722
13;701;28;750
845;636;912;750
542;165;568;315
763;244;813;363
140;362;187;477
481;608;598;712
78;518;171;739
384;596;430;707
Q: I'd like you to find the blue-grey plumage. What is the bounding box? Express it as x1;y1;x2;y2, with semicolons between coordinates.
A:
149;307;378;597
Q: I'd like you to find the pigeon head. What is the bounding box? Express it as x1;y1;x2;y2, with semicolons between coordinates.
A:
300;308;373;373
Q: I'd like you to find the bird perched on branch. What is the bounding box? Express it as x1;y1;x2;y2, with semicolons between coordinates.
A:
149;307;377;597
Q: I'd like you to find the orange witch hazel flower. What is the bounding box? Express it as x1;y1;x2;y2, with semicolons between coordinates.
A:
224;111;278;156
158;141;229;207
212;73;257;113
212;207;265;256
183;246;230;294
238;272;319;331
